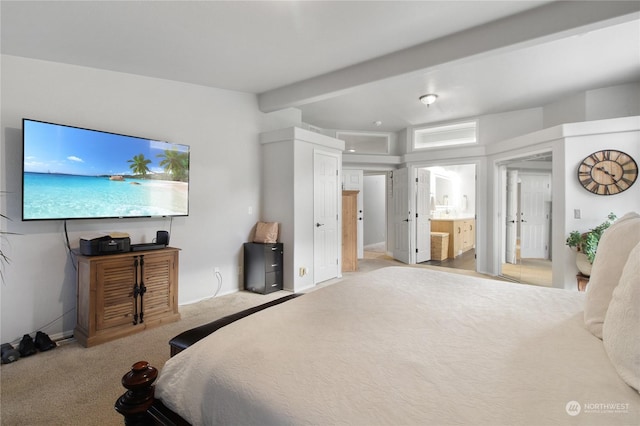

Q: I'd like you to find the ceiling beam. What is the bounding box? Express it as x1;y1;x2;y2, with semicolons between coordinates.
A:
258;1;640;113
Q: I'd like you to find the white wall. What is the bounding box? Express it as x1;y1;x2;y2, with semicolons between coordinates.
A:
478;108;544;145
561;119;640;289
543;92;587;128
586;82;640;121
544;82;640;128
0;55;266;342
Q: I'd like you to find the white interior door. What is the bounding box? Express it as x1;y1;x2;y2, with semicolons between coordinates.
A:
342;169;364;258
506;170;518;264
392;167;411;264
416;168;431;263
314;151;339;283
520;173;551;259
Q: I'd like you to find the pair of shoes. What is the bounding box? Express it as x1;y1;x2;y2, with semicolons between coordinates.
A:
17;332;57;357
1;343;20;364
35;331;56;351
18;334;37;357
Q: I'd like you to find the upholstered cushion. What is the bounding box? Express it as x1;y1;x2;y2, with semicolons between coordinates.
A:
603;241;640;391
584;212;640;338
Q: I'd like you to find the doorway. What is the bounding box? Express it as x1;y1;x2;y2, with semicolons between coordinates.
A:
362;173;388;258
499;153;553;286
420;164;477;273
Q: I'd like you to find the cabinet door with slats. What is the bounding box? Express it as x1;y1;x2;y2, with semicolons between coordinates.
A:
96;259;136;330
142;252;176;318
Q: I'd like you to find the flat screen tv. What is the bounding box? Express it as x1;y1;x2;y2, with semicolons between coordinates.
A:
22;118;190;221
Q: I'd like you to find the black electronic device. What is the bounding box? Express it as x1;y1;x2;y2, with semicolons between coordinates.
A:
22;118;190;221
80;234;131;256
156;230;170;245
130;243;167;252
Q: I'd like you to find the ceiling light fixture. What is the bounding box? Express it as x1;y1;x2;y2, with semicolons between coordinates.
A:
419;94;438;106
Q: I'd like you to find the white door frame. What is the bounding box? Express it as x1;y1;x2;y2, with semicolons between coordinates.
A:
342;169;364;258
415;168;431;263
493;148;553;279
505;169;519;264
403;162;478;266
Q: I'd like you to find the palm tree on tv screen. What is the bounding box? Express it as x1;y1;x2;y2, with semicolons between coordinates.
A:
157;150;189;182
127;154;152;177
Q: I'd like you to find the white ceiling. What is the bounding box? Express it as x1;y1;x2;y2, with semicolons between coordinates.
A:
2;1;639;132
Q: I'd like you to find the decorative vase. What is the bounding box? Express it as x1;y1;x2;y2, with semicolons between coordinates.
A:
576;252;592;276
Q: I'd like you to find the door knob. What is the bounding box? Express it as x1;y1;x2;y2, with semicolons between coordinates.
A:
316;223;324;227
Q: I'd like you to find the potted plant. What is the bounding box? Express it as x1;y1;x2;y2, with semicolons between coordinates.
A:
566;212;616;276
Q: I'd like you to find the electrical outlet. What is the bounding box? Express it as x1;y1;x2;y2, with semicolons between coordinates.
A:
574;209;581;219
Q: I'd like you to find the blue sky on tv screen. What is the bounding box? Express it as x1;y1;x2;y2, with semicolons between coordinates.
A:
23;120;189;176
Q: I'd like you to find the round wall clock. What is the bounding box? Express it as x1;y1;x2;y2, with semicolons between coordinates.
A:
577;150;638;195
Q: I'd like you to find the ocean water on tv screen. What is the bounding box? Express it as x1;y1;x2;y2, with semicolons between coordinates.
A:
23;172;188;219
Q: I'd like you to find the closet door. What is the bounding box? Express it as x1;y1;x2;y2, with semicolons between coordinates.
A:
314;151;339;283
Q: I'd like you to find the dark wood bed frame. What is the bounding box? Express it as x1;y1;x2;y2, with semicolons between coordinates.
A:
114;294;302;425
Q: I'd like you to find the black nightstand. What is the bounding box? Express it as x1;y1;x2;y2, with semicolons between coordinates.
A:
243;242;283;294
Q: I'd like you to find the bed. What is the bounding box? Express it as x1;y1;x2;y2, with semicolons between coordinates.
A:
116;269;639;425
115;214;640;425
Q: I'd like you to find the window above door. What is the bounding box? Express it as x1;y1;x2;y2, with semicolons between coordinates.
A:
413;120;477;150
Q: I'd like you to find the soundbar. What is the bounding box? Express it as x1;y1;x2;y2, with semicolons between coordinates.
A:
130;243;167;252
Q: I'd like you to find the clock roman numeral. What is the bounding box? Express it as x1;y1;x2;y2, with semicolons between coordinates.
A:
580;176;594;186
621;177;634;187
588;181;600;193
587;153;600;165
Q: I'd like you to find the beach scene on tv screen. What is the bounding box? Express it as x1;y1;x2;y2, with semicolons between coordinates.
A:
23;121;189;219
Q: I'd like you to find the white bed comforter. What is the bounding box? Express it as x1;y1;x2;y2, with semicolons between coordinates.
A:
155;267;640;425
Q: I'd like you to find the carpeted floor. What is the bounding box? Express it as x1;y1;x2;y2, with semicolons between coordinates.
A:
0;289;294;425
0;258;494;425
